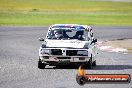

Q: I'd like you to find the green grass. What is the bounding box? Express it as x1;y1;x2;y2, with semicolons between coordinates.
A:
0;0;132;26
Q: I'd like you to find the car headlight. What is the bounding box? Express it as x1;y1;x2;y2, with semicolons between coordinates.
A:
40;49;51;54
77;50;88;56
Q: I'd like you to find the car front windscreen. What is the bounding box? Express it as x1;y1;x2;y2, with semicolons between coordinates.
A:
47;28;90;41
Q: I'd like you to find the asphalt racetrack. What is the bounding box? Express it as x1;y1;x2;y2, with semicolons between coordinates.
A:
0;26;132;88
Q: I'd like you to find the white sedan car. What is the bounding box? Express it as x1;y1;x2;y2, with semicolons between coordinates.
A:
38;24;97;69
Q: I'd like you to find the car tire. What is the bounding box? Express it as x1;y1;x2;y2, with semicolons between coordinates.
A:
84;55;92;69
88;55;93;69
38;59;46;69
92;60;96;66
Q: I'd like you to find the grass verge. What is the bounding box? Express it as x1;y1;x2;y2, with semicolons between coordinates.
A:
0;0;132;26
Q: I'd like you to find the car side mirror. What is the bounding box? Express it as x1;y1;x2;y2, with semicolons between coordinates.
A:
39;38;44;41
91;39;97;44
93;39;97;43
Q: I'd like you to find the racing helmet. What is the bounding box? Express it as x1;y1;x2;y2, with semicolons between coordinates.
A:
54;30;63;38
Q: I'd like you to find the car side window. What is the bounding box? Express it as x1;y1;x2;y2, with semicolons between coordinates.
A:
91;32;93;37
47;30;54;39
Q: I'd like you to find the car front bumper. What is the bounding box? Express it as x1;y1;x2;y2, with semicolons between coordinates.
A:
39;56;92;66
42;61;89;66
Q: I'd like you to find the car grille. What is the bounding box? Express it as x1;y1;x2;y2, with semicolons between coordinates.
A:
51;49;62;55
50;49;88;56
66;50;77;56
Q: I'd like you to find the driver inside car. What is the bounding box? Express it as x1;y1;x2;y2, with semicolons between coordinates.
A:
53;30;64;39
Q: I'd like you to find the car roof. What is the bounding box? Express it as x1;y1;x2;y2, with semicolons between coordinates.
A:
50;24;92;31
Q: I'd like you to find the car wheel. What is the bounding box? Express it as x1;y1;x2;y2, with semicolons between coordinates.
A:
92;60;96;66
38;59;46;69
84;55;92;69
87;54;93;69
